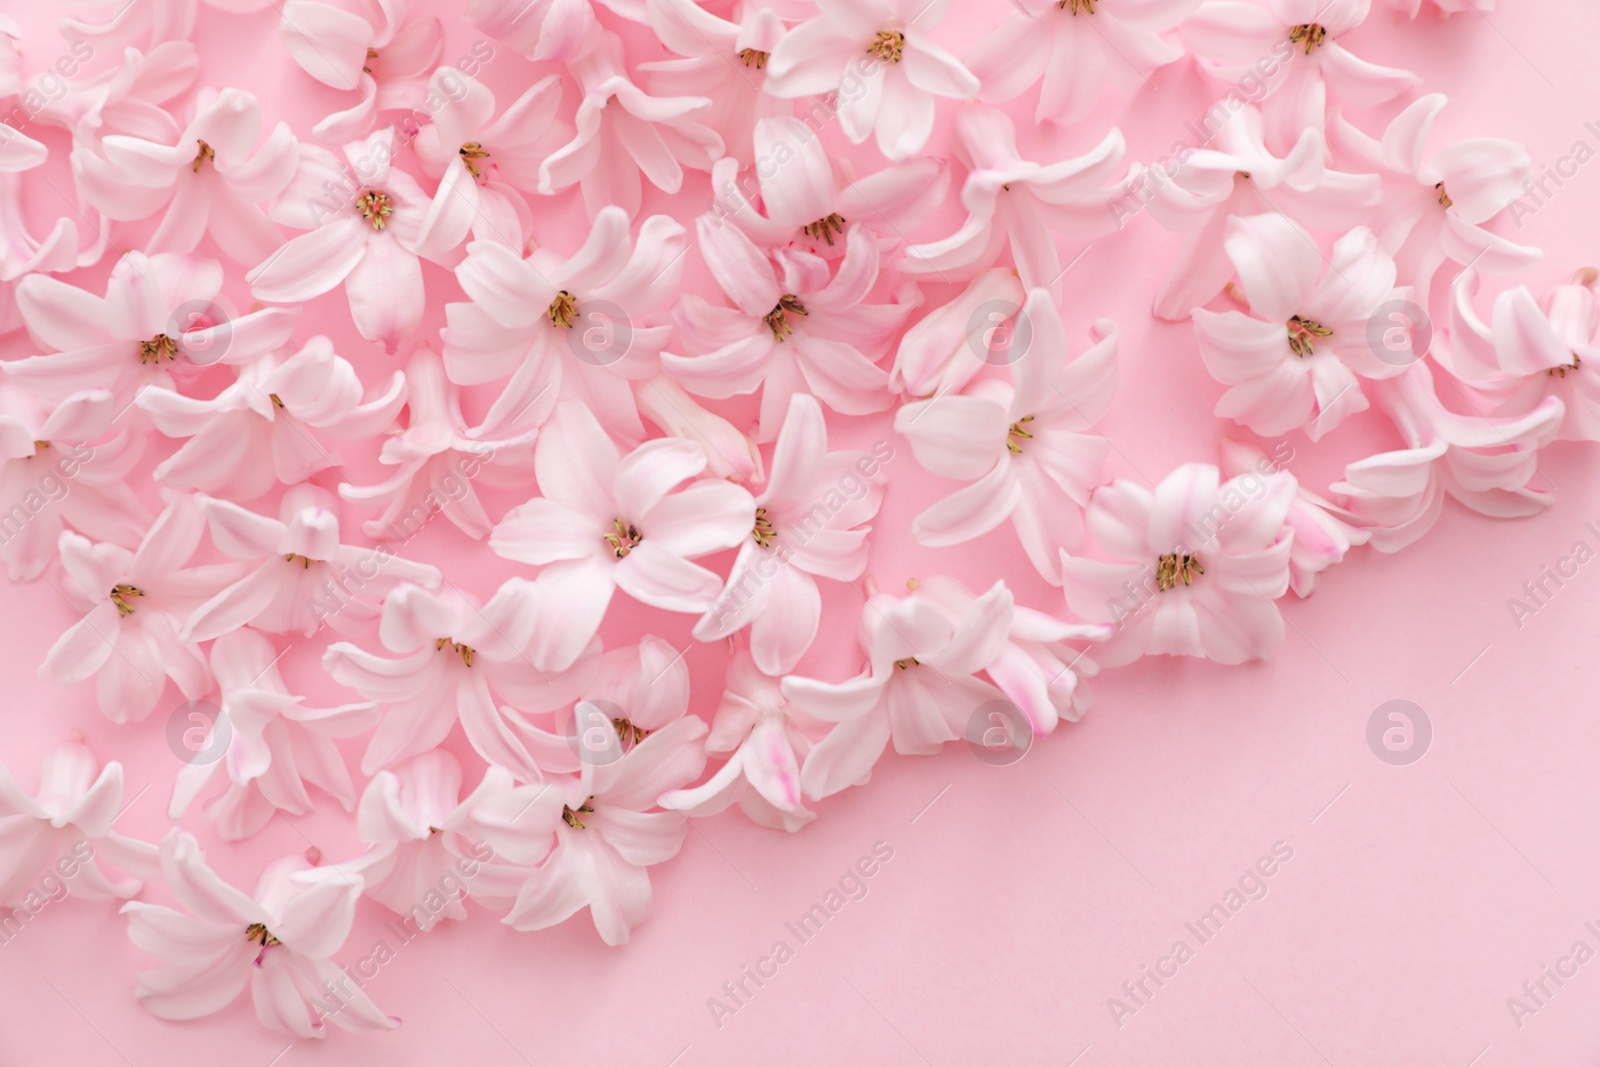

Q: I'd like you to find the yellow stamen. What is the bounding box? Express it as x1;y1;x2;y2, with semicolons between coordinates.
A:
803;213;847;245
435;637;475;667
1155;553;1204;591
1058;0;1095;11
245;923;281;947
547;290;578;329
612;718;650;748
562;797;596;829
1549;354;1582;378
1287;315;1333;358
269;394;284;409
1435;181;1453;209
764;294;808;341
110;584;144;617
191;139;214;173
356;190;394;231
139;335;179;364
363;47;378;74
603;519;642;559
284;553;315;568
737;48;768;68
1288;23;1326;53
894;657;918;670
1007;415;1035;455
752;506;777;547
868;30;905;63
459;141;490;181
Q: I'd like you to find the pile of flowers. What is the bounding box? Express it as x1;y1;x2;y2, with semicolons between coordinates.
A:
0;0;1573;1040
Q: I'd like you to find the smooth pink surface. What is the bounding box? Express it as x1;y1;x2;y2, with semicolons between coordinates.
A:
3;2;1600;1064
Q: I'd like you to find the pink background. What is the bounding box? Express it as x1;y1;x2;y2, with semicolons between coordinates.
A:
4;1;1600;1064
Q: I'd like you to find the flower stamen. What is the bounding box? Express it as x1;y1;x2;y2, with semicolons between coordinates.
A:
1155;553;1204;591
1289;23;1327;53
435;637;475;667
547;290;578;329
737;48;768;68
894;657;918;670
459;141;490;181
139;335;179;364
110;584;144;617
604;519;642;559
764;294;808;340
1057;0;1095;11
191;139;215;172
356;190;394;231
284;553;315;568
1435;181;1453;209
868;30;905;63
245;923;281;947
1007;415;1035;455
1550;354;1582;378
1287;315;1333;358
803;213;847;245
562;797;596;829
752;506;777;547
363;47;378;74
613;718;650;748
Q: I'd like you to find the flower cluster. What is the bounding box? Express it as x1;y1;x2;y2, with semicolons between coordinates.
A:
7;0;1578;1042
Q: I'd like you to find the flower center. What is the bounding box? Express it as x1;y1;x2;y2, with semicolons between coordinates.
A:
1006;416;1035;455
1550;354;1582;378
459;141;490;181
435;637;475;667
284;553;316;568
547;290;579;329
139;335;179;364
894;657;919;670
191;139;215;173
1286;315;1332;358
764;294;808;341
868;30;905;63
363;47;378;74
803;213;847;246
562;797;596;829
269;394;285;409
245;922;281;947
1435;181;1452;209
1289;23;1326;53
357;190;395;231
110;584;144;616
1057;0;1095;11
737;48;768;68
752;506;777;547
604;519;642;559
613;718;650;749
1156;553;1203;591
